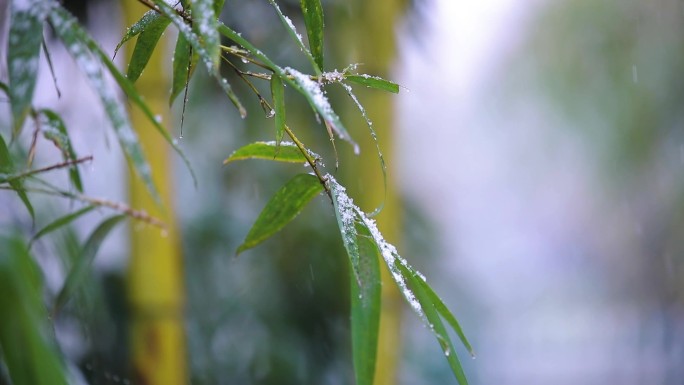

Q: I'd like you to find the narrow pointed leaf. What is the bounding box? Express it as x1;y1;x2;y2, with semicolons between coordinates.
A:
191;0;220;71
54;215;126;312
267;0;320;74
213;0;226;16
345;75;399;94
328;177;361;285
126;16;171;82
155;0;245;116
30;205;95;245
38;109;83;192
350;223;382;385
169;33;197;106
402;264;469;385
0;235;69;385
237;174;323;254
270;75;286;146
0;81;9;97
299;0;324;71
8;0;51;137
224;141;316;164
48;7;159;201
49;5;197;189
0;134;34;219
114;10;162;58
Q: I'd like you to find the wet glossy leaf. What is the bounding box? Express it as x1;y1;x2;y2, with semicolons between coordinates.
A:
8;0;51;137
350;223;381;385
237;174;323;254
54;215;126;313
0;234;69;385
38;109;83;192
48;6;159;201
346;75;399;94
270;75;286;146
224;141;315;164
127;15;171;82
300;0;324;71
30;205;95;245
0;134;34;219
169;33;197;106
114;10;162;58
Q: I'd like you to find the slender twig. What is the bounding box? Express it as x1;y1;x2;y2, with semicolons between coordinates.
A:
1;156;93;184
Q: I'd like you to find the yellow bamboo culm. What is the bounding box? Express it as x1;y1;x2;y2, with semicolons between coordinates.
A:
122;1;187;384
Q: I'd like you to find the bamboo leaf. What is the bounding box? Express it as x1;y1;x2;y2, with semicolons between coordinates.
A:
270;75;286;146
126;15;171;82
114;10;162;58
329;178;361;285
213;0;226;16
8;0;51;138
402;264;469;385
54;215;126;313
37;109;83;192
237;174;323;254
0;234;69;385
346;75;399;94
30;205;95;245
350;223;382;385
48;7;159;201
169;33;197;106
299;0;324;71
267;0;320;75
224;141;317;164
0;134;34;219
191;0;220;71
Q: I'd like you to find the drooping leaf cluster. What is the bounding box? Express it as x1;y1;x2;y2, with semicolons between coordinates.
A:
1;0;471;384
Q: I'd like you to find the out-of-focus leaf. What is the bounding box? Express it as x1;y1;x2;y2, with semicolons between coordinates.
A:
54;215;126;313
346;75;399;94
402;263;469;385
30;205;95;245
8;0;51;138
37;109;83;192
0;134;34;219
267;0;320;75
285;67;358;152
0;81;9;96
270;75;286;146
48;6;159;201
191;0;220;71
350;223;381;385
126;16;171;82
299;0;324;71
169;33;197;106
223;141;314;164
114;10;162;58
0;234;69;385
213;0;226;16
154;0;245;117
237;174;323;254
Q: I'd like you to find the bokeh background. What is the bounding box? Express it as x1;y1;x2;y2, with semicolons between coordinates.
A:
2;0;684;383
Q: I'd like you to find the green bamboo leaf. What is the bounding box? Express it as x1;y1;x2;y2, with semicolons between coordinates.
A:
299;0;324;71
350;223;382;385
30;205;95;245
267;0;320;75
224;141;316;164
237;174;323;254
191;0;220;71
402;264;469;385
329;178;361;285
0;80;9;96
154;0;245;117
48;7;159;201
0;134;34;219
126;15;171;82
8;0;51;138
54;215;126;313
270;75;286;146
213;0;226;16
37;109;83;192
345;75;399;94
113;10;162;58
0;234;69;385
169;33;197;106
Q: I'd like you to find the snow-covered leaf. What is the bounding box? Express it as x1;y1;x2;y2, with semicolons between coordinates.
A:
37;109;83;192
346;75;399;94
8;0;51;137
237;174;323;254
270;75;286;147
224;141;314;164
299;0;324;71
126;15;171;82
328;177;361;284
267;0;320;74
190;0;220;72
